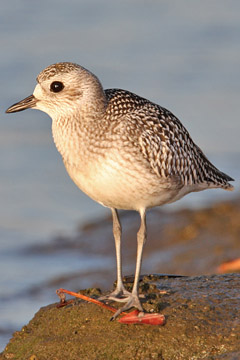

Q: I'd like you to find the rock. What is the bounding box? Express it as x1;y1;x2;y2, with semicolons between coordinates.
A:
1;274;239;360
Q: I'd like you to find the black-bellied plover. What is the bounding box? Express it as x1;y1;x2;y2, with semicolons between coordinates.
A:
6;62;234;320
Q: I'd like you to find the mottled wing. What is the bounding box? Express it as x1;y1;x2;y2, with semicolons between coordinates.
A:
105;89;234;190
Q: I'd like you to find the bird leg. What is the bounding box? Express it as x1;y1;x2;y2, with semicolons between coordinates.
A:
99;208;131;302
110;209;146;320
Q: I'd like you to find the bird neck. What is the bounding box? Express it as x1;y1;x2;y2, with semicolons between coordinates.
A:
51;100;109;166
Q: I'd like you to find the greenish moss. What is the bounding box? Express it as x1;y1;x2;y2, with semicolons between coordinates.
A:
1;274;240;360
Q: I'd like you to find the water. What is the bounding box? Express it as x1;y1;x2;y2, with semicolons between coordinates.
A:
0;0;240;351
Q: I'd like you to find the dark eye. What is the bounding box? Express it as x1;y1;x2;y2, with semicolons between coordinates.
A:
50;81;64;93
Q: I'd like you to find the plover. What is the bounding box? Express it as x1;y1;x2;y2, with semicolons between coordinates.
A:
6;62;234;319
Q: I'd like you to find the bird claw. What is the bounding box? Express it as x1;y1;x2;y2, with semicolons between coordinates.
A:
110;294;144;320
99;288;132;303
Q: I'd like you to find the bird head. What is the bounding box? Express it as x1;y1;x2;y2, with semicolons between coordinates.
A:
6;62;106;119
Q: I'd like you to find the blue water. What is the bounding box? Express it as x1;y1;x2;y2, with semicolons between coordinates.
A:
0;0;240;351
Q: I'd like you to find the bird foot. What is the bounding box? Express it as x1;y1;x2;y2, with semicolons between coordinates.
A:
99;288;132;303
110;293;144;321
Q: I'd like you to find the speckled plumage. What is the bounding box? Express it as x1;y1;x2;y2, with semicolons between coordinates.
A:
6;62;234;319
104;88;233;189
37;62;82;82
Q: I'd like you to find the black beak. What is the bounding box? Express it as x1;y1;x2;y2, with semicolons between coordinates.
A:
6;95;37;113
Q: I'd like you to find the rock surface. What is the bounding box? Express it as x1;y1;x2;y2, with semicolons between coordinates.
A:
1;274;239;360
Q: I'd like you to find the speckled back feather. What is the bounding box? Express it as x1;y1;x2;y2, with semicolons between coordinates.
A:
105;89;233;190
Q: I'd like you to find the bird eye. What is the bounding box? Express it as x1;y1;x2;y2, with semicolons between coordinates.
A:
50;81;64;93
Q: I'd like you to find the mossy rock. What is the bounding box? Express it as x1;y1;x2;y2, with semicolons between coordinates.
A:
1;274;240;360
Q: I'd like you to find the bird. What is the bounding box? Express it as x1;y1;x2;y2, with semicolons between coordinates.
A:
6;62;234;320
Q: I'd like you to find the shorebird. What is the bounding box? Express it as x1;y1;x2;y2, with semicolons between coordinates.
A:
6;62;234;320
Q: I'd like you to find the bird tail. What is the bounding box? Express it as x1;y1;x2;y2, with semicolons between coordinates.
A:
203;165;234;191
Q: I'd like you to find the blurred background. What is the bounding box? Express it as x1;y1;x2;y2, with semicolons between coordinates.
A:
0;0;239;351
